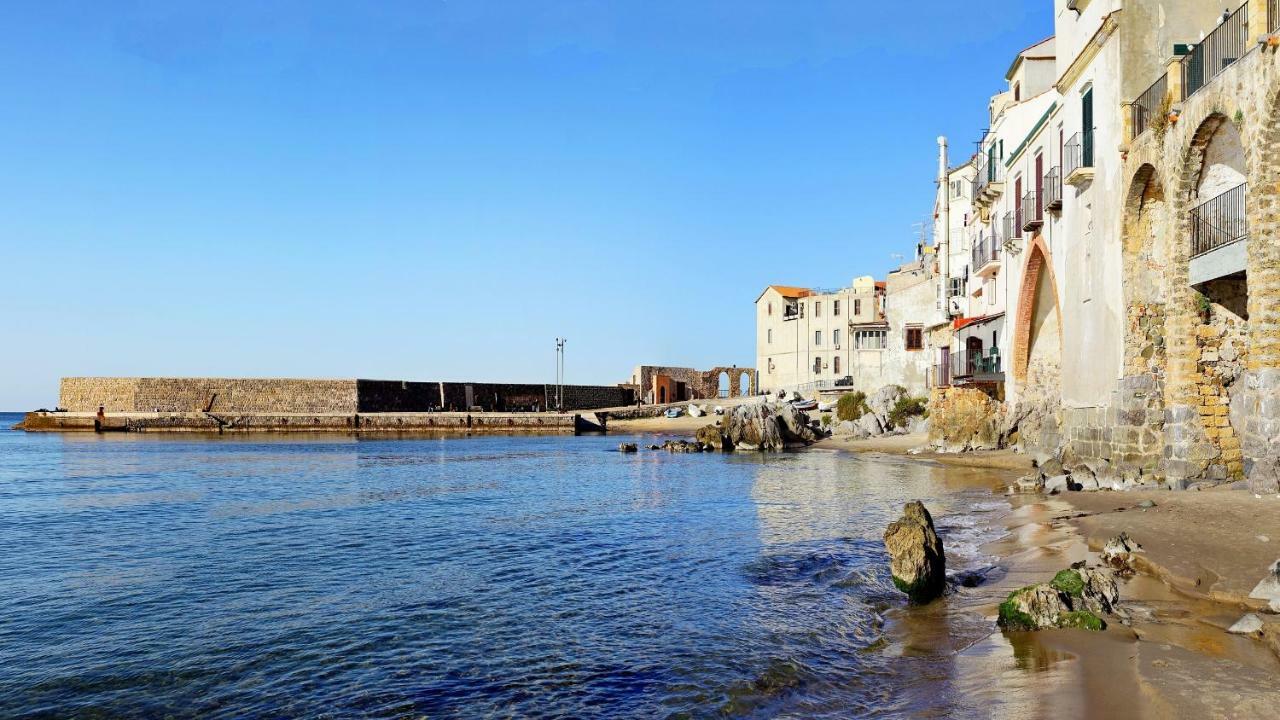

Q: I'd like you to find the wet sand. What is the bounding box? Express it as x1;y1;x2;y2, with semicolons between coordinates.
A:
810;435;1280;717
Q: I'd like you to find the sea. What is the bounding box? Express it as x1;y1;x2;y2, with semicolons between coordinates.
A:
0;412;1022;718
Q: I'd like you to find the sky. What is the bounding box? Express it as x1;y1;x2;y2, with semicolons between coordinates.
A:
0;1;1051;410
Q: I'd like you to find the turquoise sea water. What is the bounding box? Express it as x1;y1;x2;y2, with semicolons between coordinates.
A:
0;413;1011;718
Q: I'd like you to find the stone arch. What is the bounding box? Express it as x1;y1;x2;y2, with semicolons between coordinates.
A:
718;371;731;398
1011;235;1063;397
1121;163;1169;377
737;370;752;396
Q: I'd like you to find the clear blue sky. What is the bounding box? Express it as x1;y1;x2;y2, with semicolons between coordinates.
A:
0;1;1050;410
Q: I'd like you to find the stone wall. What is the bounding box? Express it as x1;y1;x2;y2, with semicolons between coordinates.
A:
61;378;358;414
61;378;634;415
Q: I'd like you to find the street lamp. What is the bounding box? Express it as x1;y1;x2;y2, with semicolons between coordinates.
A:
555;338;567;411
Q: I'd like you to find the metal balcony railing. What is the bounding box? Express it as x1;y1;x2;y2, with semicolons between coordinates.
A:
1130;74;1168;139
1183;5;1249;100
1043;167;1062;210
1004;211;1022;243
972;155;987;198
928;362;951;389
950;349;1002;380
1272;0;1279;32
1021;190;1043;231
1190;183;1248;257
971;237;1000;270
1064;130;1094;179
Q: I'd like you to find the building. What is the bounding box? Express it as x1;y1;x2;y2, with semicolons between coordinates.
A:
756;261;936;398
925;0;1280;491
625;365;757;405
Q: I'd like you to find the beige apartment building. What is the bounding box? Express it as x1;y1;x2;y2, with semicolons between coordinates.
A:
756;261;935;397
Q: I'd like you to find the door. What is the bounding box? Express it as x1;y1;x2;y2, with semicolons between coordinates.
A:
1015;176;1023;227
966;336;984;376
1034;153;1043;222
1081;89;1094;165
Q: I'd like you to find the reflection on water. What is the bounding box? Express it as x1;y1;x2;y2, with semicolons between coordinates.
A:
1;415;1036;718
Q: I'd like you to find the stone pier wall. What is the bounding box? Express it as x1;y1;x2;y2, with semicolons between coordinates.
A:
59;377;634;415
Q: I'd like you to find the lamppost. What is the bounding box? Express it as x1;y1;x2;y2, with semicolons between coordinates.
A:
554;338;567;411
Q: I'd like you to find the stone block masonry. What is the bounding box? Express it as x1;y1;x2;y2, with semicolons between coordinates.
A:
58;378;634;415
60;378;358;414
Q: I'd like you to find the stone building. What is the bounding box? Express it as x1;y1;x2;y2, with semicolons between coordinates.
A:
925;0;1280;492
625;365;757;405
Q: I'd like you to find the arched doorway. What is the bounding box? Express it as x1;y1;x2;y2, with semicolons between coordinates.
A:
658;386;667;404
1121;164;1168;376
738;371;751;397
718;372;731;399
1012;236;1062;403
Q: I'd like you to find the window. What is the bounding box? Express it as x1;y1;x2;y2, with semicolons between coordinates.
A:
855;329;888;350
987;277;997;305
813;357;822;374
948;277;965;297
814;301;822;317
1013;82;1021;102
905;327;924;351
833;328;841;347
767;302;772;316
814;330;822;346
767;329;772;344
854;299;862;315
833;356;841;374
833;299;841;316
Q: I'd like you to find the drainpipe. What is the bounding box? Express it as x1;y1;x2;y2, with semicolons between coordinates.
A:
937;136;951;305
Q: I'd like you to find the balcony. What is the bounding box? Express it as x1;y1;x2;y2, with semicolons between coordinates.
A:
972;154;1005;208
1129;74;1168;140
1182;4;1248;101
1021;190;1043;232
1043;167;1062;211
971;236;1001;279
1064;130;1094;187
1189;182;1249;285
1004;211;1022;245
950;348;1002;382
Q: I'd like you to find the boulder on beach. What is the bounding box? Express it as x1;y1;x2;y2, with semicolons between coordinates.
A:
883;501;946;603
1101;532;1143;573
997;567;1118;632
720;402;818;452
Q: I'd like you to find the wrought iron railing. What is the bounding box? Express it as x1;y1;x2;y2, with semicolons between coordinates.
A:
1064;130;1094;178
1021;190;1043;230
1005;211;1022;242
971;236;1000;270
1272;0;1279;32
1183;5;1249;100
1190;183;1248;257
1130;74;1168;139
972;155;988;198
928;362;951;389
1043;167;1062;210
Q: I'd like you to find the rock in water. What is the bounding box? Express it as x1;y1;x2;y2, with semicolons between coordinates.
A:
618;443;638;453
721;402;818;452
997;567;1116;632
883;501;946;603
695;424;725;450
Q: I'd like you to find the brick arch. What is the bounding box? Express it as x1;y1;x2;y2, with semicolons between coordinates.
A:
1121;163;1169;378
1247;83;1280;370
1011;234;1063;385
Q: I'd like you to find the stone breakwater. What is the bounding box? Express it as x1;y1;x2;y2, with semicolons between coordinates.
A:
18;411;598;435
56;377;634;415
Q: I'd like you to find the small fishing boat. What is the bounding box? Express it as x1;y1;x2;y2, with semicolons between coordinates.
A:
664;408;683;419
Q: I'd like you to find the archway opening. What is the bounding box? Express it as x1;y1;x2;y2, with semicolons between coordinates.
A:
738;372;751;397
1121;164;1168;376
718;372;731;399
1012;238;1062;404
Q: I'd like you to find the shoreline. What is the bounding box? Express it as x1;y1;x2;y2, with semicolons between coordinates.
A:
825;433;1280;716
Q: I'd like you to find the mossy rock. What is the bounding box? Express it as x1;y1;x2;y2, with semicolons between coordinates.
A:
1050;569;1085;598
1059;611;1106;631
998;593;1038;631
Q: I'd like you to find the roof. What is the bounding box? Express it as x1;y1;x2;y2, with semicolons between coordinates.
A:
875;281;887;291
1005;35;1056;80
755;285;813;303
